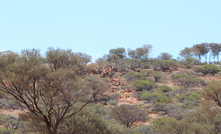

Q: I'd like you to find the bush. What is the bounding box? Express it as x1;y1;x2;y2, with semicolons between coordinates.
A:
152;60;177;71
192;64;220;75
108;93;120;100
133;80;156;91
171;71;205;87
107;100;118;106
151;72;165;83
179;57;201;69
140;91;171;103
191;66;206;74
176;92;200;108
152;102;168;113
202;64;220;74
0;91;5;99
111;104;147;128
157;85;172;93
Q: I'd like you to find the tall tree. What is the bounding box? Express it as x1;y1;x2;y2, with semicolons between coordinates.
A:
179;47;194;58
209;43;221;62
0;48;104;134
192;43;210;62
158;52;173;60
127;44;152;61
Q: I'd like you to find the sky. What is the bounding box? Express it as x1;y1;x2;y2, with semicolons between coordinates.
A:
1;0;221;62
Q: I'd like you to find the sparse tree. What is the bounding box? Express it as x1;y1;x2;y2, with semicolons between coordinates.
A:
158;52;173;60
209;43;221;62
192;43;210;62
202;80;221;107
0;48;102;134
179;47;194;58
111;104;147;128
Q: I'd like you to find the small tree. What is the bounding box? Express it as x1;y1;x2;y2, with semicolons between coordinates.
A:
202;80;221;107
0;48;103;134
111;104;147;128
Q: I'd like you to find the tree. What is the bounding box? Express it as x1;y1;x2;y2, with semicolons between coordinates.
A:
111;104;147;128
109;47;126;59
209;43;221;62
202;80;221;107
127;45;153;61
179;47;194;58
0;48;103;134
192;43;210;62
158;52;173;60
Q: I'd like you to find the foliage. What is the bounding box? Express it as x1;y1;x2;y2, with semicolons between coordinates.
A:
157;52;173;60
0;114;20;134
192;64;220;75
111;104;147;128
157;85;172;93
152;60;177;71
202;80;221;107
133;80;156;91
0;48;104;134
127;44;152;61
178;57;201;69
176;92;200;108
140;91;171;104
151;72;165;83
59;105;124;134
152;112;213;134
171;70;205;87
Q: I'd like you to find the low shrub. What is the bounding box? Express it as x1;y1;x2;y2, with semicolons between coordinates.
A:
133;80;156;91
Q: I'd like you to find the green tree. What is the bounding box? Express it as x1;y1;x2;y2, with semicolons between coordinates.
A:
158;52;173;60
209;43;221;62
0;48;102;134
111;104;147;128
202;80;221;107
179;47;194;58
192;43;210;62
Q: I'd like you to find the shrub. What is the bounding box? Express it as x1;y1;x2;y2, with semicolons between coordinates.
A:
111;104;147;128
140;91;171;103
133;80;156;91
192;64;220;75
108;93;120;100
151;72;165;82
202;64;220;74
125;72;145;82
176;92;200;108
0;91;5;99
157;85;172;93
171;71;205;87
152;102;168;113
107;100;118;106
152;60;177;71
179;57;201;69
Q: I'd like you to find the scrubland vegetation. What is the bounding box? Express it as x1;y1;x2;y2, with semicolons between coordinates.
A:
1;43;221;134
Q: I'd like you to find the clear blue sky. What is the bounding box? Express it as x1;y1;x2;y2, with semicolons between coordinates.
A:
1;0;221;62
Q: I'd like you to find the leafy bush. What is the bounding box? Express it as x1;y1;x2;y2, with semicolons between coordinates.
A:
192;64;220;75
179;57;201;69
0;91;5;99
111;104;147;128
152;102;168;113
152;60;177;71
171;71;205;87
107;100;118;106
151;72;165;82
140;91;171;103
108;93;120;100
176;92;200;108
133;80;156;91
157;85;172;93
